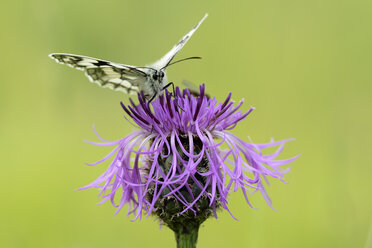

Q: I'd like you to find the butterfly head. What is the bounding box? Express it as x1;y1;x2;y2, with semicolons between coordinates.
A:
152;70;165;82
149;70;168;95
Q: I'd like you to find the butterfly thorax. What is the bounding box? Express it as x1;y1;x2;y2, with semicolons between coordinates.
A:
142;68;167;99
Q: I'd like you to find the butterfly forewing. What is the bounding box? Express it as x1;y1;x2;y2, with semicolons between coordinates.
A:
151;13;208;70
49;53;148;94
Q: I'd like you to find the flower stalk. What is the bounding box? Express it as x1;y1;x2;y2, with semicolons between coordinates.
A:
175;226;199;248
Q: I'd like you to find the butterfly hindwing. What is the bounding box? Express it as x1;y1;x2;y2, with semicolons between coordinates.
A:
85;67;144;94
49;53;147;94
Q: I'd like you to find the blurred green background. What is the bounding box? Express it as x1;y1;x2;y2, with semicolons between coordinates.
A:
1;0;371;247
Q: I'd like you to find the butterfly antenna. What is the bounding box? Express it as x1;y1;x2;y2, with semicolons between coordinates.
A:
161;57;202;71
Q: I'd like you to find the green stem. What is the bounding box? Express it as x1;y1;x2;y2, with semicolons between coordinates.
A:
175;226;199;248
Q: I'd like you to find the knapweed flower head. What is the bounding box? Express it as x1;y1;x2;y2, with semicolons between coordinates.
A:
80;84;297;229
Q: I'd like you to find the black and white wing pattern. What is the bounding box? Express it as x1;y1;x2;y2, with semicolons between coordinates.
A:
151;13;208;70
49;53;148;95
49;14;208;99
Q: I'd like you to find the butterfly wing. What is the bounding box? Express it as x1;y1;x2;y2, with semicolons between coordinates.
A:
151;13;208;70
182;80;210;99
49;53;148;95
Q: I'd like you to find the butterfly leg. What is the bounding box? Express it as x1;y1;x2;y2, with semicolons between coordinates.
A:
147;93;157;110
162;82;185;112
162;82;175;96
146;93;158;134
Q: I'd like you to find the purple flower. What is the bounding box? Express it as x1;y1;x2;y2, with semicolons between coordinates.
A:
79;84;298;225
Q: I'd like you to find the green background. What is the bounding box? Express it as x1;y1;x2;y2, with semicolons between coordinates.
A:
1;0;371;247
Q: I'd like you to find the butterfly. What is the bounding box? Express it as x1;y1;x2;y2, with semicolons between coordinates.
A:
49;14;208;103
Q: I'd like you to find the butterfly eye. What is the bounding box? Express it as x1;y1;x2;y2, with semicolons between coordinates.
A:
159;71;165;78
152;74;158;80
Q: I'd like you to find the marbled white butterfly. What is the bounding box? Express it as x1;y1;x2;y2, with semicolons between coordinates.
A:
49;14;208;102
